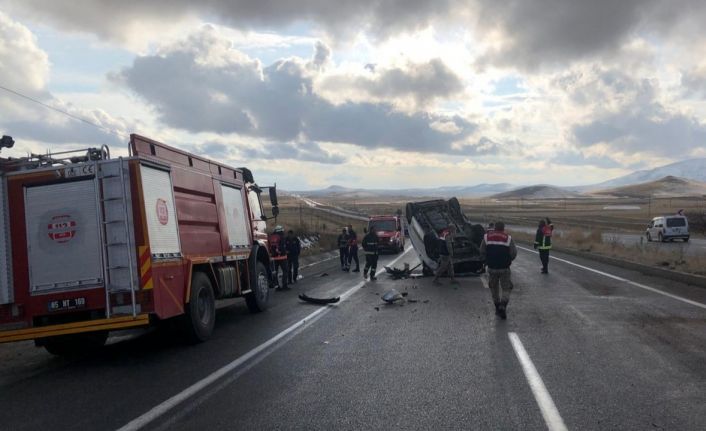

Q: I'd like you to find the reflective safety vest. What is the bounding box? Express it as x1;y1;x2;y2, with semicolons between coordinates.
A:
535;225;553;250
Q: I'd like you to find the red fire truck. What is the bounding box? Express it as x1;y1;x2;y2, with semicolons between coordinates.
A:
0;134;278;354
367;215;405;253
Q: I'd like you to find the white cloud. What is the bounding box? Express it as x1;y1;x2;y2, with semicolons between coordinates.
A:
113;26;496;156
0;12;133;154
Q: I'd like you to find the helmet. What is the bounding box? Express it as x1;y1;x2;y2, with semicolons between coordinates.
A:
274;225;284;233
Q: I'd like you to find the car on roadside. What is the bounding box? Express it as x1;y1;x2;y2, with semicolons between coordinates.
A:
646;215;689;242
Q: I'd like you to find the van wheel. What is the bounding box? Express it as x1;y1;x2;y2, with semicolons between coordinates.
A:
246;262;270;313
684;237;690;243
658;233;664;242
40;331;108;356
181;272;215;343
646;233;651;242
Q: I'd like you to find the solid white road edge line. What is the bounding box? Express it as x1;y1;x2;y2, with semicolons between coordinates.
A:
508;332;569;431
517;245;706;310
115;246;412;431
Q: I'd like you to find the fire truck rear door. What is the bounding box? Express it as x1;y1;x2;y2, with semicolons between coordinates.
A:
25;179;103;293
139;165;181;257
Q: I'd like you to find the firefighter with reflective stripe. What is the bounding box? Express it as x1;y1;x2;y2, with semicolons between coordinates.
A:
337;228;350;271
362;226;379;281
347;224;360;272
269;225;289;290
479;221;517;319
534;218;553;274
285;230;301;284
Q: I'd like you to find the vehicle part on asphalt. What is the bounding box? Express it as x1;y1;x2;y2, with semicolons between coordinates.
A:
384;263;422;279
298;294;341;305
382;289;405;303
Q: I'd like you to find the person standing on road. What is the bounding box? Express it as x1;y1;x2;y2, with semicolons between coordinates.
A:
347;224;360;273
479;221;517;319
338;228;349;271
285;230;301;284
269;225;289;290
362;226;379;281
433;225;458;285
534;218;554;274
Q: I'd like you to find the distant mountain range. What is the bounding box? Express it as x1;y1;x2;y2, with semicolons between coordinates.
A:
592;176;706;198
295;183;515;199
578;158;706;191
490;185;584;200
291;158;706;199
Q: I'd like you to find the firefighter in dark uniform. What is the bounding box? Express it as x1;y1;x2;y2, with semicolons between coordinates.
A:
347;224;360;272
338;228;349;271
285;230;301;284
534;218;554;274
479;221;517;319
362;226;379;281
269;225;288;290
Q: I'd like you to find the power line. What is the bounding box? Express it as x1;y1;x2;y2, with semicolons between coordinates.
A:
0;83;127;140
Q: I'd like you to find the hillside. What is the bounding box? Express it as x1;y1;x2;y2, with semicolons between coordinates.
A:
582;158;706;190
295;183;515;199
491;185;584;200
593;175;706;198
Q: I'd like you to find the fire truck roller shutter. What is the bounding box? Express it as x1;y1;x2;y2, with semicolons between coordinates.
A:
25;179;103;293
140;165;181;257
0;175;12;304
220;184;251;249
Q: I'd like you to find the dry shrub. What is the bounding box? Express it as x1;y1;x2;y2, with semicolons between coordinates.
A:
558;228;604;251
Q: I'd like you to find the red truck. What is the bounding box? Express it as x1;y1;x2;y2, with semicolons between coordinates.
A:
367;215;405;253
0;134;278;354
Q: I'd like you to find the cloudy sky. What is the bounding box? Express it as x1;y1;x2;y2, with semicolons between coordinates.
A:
1;1;706;189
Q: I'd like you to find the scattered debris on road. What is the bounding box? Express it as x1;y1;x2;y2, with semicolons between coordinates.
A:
384;263;422;280
299;294;340;305
382;289;405;303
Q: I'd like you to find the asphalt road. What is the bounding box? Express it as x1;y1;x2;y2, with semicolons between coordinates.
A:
1;246;705;430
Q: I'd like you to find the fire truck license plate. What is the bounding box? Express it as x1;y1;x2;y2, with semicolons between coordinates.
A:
48;297;86;312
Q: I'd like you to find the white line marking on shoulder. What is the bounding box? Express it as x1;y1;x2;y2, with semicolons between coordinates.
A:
116;246;412;431
509;332;568;431
517;246;706;310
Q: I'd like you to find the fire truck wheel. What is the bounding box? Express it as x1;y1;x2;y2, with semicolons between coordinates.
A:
41;331;108;356
182;272;216;343
246;261;270;313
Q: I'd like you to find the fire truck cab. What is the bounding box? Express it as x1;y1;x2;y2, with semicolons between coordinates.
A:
0;134;278;354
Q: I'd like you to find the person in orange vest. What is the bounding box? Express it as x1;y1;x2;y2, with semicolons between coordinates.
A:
479;221;517;319
534;218;554;274
269;225;289;290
